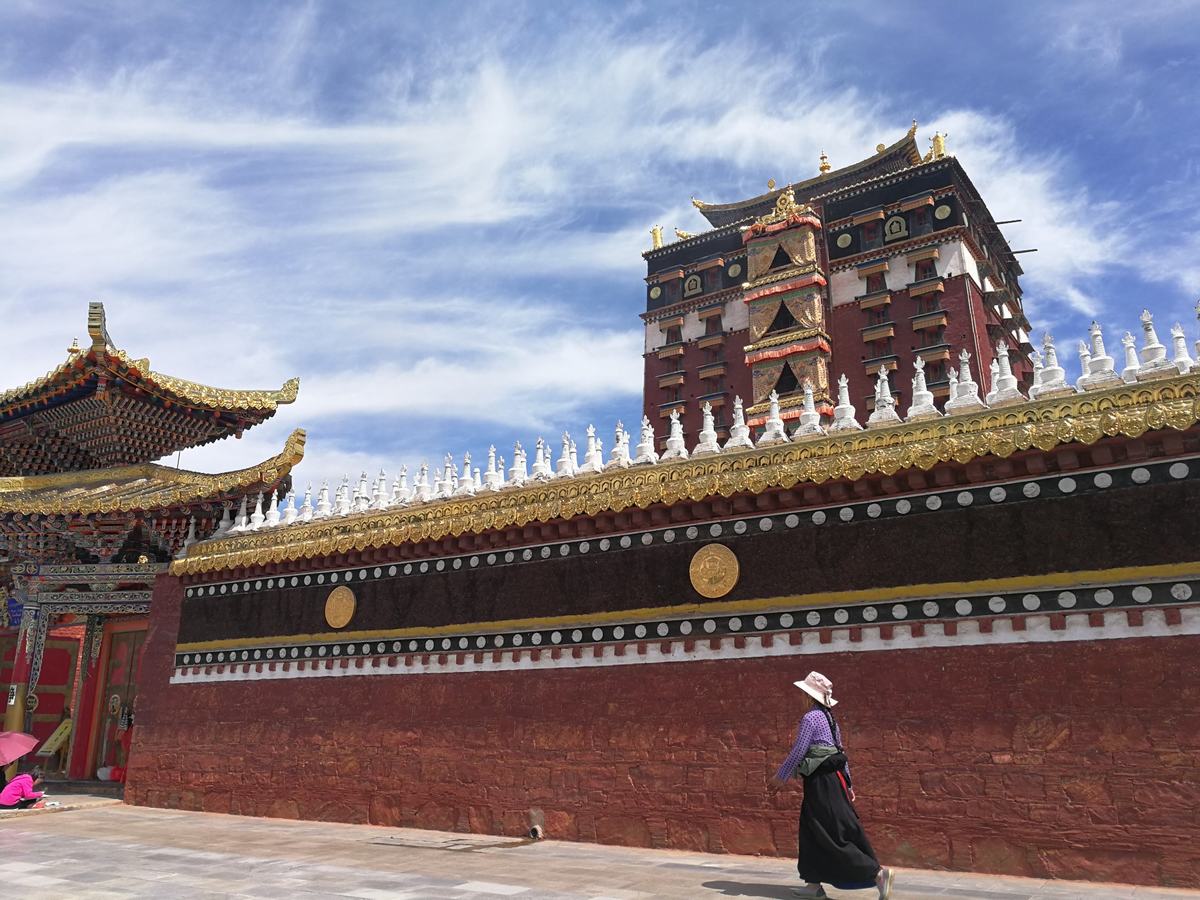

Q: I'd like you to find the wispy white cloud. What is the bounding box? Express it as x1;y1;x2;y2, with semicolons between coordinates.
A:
0;4;1163;487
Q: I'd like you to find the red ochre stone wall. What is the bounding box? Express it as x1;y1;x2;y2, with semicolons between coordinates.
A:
128;576;1200;888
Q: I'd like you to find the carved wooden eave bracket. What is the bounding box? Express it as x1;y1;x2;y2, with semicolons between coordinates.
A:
172;376;1200;576
0;428;306;516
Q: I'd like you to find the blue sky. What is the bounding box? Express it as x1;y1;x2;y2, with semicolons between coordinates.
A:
2;1;1198;484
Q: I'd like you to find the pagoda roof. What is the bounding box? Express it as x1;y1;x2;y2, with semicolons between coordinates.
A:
689;126;924;229
0;429;304;516
0;303;299;475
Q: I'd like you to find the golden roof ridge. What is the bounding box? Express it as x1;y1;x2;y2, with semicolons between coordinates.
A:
171;375;1200;576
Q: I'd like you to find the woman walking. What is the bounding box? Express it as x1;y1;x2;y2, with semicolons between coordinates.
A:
769;672;894;899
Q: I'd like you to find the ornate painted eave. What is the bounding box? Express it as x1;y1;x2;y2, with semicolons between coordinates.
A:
0;429;305;516
171;376;1200;576
0;303;301;474
0;303;299;415
692;129;923;228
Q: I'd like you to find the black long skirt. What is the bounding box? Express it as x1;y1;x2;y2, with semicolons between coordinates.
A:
798;762;880;888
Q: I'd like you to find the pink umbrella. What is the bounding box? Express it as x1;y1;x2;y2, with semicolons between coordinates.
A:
0;731;38;766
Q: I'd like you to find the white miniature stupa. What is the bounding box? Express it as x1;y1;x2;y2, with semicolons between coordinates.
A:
692;401;722;455
792;379;824;437
756;390;790;446
632;416;659;465
1135;309;1180;381
1028;334;1074;399
866;366;901;427
905;356;941;421
945;350;986;413
1077;321;1122;391
723;396;755;449
605;421;632;469
988;342;1028;406
1170;323;1194;373
828;373;863;432
660;410;690;460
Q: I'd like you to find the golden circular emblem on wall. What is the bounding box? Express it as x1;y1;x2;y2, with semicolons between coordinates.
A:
689;543;740;599
835;233;852;249
934;203;952;221
649;285;662;300
325;585;356;629
726;262;742;279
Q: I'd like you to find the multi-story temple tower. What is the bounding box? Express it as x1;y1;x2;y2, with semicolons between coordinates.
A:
642;124;1032;445
1;303;303;782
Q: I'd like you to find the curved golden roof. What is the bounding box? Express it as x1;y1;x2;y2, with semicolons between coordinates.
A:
0;428;305;516
0;303;301;474
0;304;299;413
689;128;924;228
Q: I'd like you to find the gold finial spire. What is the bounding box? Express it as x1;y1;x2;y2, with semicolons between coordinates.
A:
908;119;918;137
767;178;776;190
67;337;81;355
650;225;664;250
819;151;831;174
930;131;947;159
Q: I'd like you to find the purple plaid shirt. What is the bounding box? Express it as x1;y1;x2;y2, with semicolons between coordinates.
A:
775;707;851;782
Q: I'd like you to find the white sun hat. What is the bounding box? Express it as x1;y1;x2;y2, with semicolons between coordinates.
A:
793;670;837;707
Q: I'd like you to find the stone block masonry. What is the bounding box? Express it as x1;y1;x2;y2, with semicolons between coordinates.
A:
129;574;1200;889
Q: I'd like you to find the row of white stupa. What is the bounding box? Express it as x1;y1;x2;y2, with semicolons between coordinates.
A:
191;309;1200;544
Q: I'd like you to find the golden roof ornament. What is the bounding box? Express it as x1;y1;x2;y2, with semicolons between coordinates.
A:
819;151;831;174
755;186;812;227
650;225;664;250
767;178;776;190
674;228;694;240
922;131;948;163
908;118;919;138
691;197;705;209
67;337;81;355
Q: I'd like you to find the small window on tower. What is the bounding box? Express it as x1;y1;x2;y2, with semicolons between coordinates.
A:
914;258;937;281
705;315;722;336
911;206;932;235
665;325;682;344
861;221;882;249
864;272;886;294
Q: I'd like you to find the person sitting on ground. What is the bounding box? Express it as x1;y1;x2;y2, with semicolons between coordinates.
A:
0;765;45;810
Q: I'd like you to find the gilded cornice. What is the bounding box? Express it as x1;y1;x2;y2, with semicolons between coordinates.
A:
0;429;305;515
172;376;1200;576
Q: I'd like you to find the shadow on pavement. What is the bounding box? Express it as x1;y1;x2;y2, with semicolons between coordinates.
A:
702;881;797;899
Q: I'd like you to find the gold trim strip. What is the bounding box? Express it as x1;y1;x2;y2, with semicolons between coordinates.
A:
172;375;1200;576
174;561;1200;652
0;430;306;514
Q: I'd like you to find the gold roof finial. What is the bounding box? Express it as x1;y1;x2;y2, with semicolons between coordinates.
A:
650;225;664;250
767;178;776;190
67;337;81;355
819;151;831;174
908;119;919;137
930;131;948;159
691;197;706;209
674;228;694;240
876;143;887;153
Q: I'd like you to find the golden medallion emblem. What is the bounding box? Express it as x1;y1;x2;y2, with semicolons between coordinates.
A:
689;543;739;599
324;585;356;629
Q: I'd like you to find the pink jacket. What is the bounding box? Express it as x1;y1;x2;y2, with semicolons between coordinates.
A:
0;774;43;806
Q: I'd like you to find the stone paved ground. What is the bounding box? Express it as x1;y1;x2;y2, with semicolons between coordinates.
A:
0;805;1196;900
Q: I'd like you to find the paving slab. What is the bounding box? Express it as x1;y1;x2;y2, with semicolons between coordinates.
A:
0;804;1197;900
